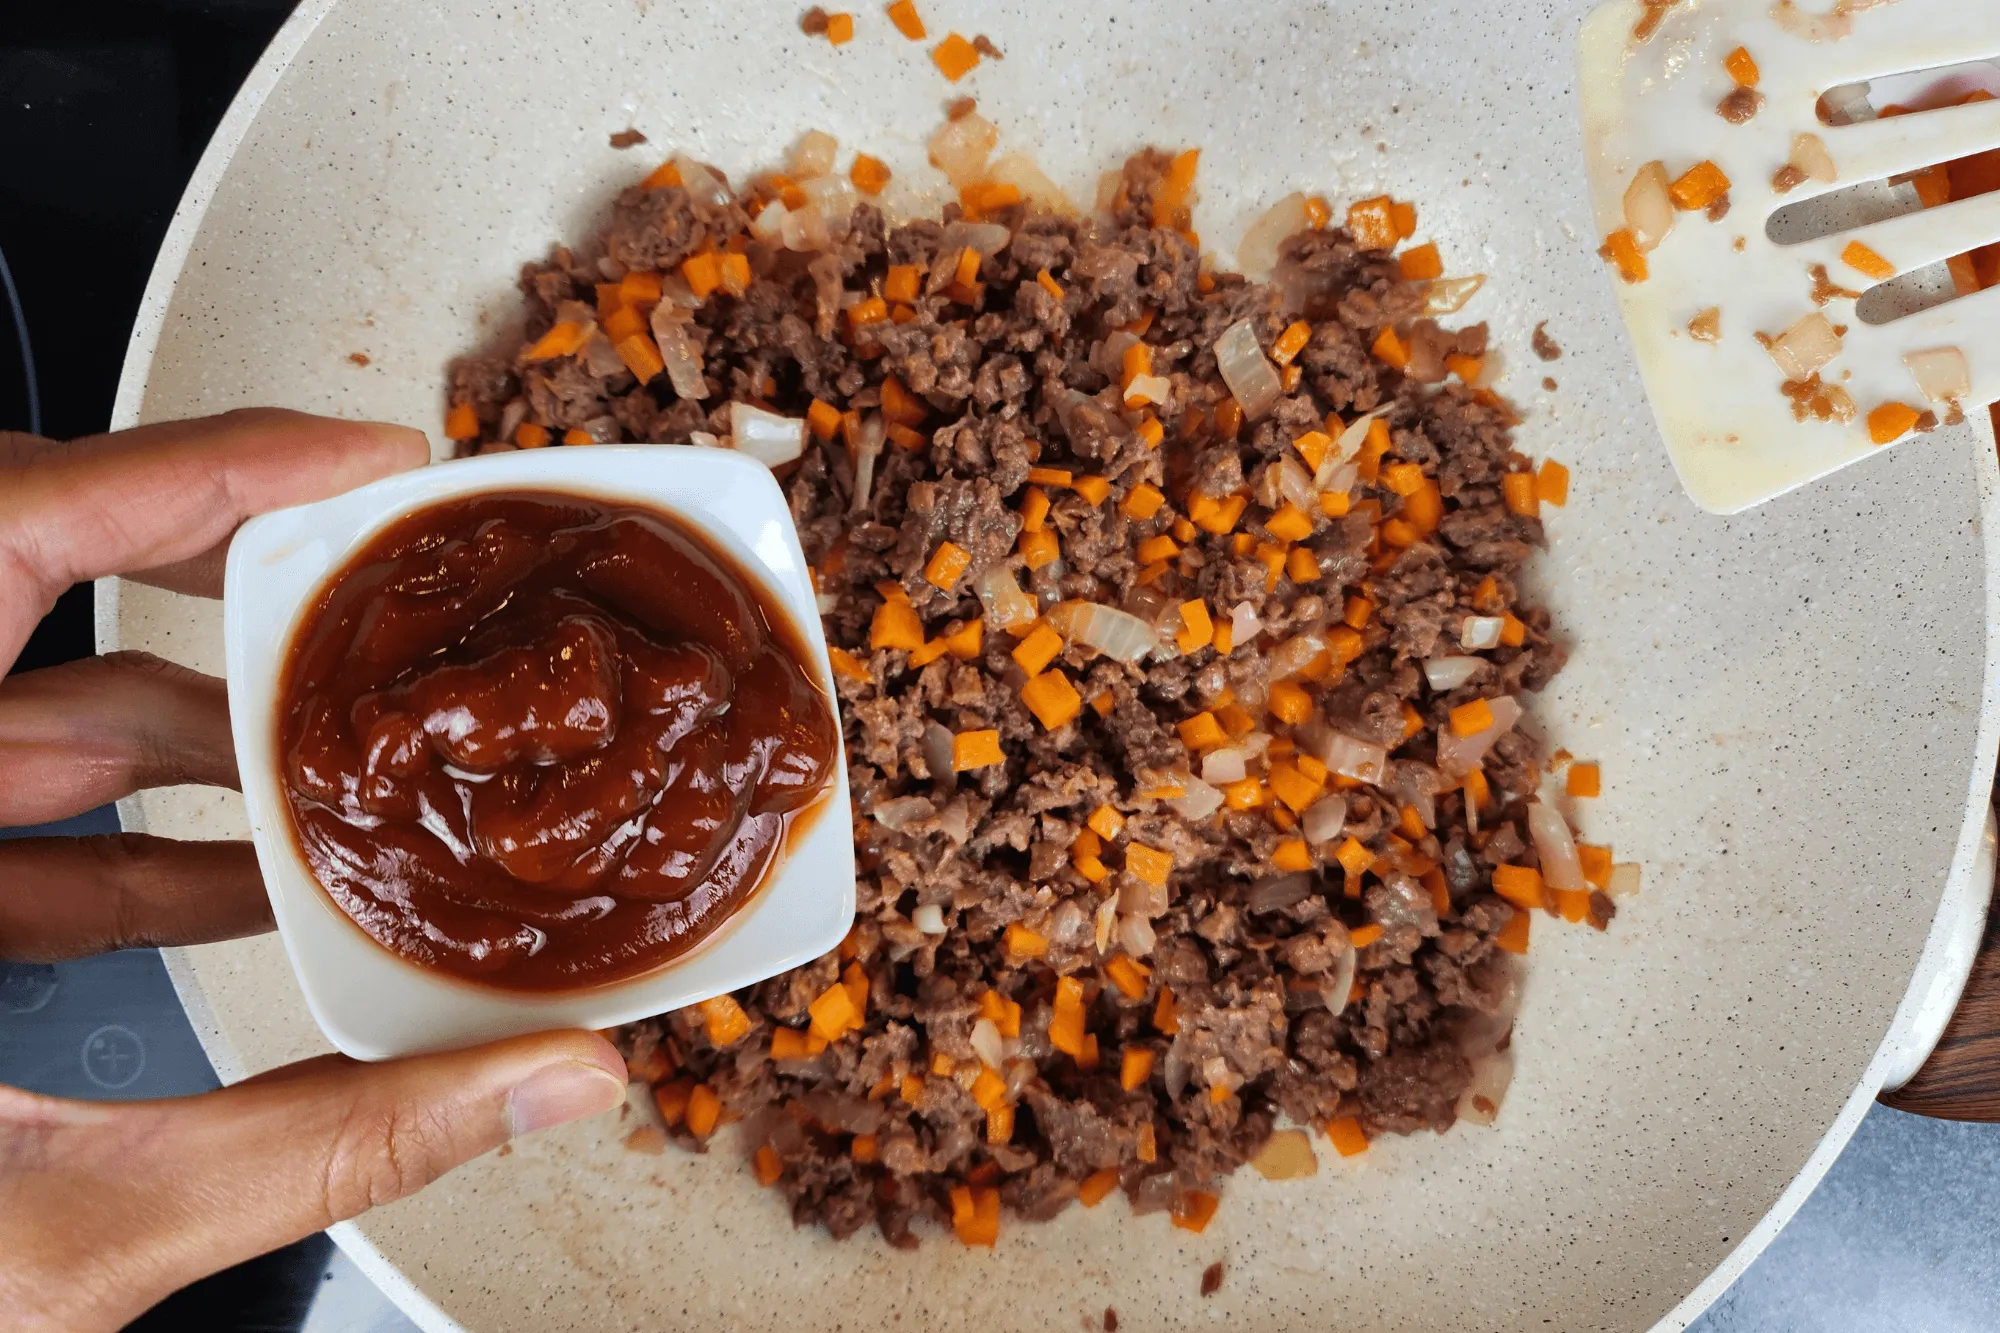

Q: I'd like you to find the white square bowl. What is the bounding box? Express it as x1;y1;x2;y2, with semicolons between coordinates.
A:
222;445;855;1060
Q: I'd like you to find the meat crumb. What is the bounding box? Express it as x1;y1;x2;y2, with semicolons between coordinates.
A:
609;128;648;149
1771;163;1807;195
799;5;830;34
1687;308;1721;343
1531;321;1562;361
1717;86;1765;124
1634;0;1679;40
946;96;977;120
1808;263;1860;306
346;352;371;367
1542;376;1558;391
1201;1261;1225;1296
624;1125;668;1155
1705;192;1732;223
1103;1309;1118;1332
972;34;1004;59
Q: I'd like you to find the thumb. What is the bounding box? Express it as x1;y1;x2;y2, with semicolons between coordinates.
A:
0;1029;626;1333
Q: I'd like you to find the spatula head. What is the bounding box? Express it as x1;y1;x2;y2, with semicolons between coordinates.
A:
1579;0;2000;513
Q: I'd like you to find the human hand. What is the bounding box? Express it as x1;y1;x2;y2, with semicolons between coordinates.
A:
0;410;629;1332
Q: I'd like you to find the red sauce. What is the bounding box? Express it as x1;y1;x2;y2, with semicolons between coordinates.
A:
276;491;839;991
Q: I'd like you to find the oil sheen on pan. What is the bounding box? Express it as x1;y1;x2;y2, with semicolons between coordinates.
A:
275;490;840;991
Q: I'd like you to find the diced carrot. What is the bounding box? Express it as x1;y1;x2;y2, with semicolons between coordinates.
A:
1121;482;1166;521
1320;490;1352;518
1019;527;1060;569
807;398;842;441
1392;201;1417;238
969;1064;1008;1112
1271;320;1312;367
770;1026;815;1060
700;994;752;1047
809;980;862;1043
1079;1167;1120;1207
685;1083;722;1138
1500;612;1527;647
1868;401;1922;445
1032;267;1066;303
823;11;854;42
1215;396;1244;440
1502;472;1539;517
952;245;982;290
845;153;892;197
719;252;752;297
561;428;595;446
1552;888;1592;923
1175;599;1214;653
884;264;921;304
1327;626;1366;665
1021;670;1083;730
1492;864;1546;911
641;158;683;190
1335;837;1374;878
879;374;926;427
822;647;871;688
908;638;949;667
1325;1115;1369;1157
1267;680;1312;726
1104;954;1152;1000
886;0;926;38
1347;195;1399;250
1602;228;1648;283
1178;711;1226;749
847;296;889;332
899;1073;925;1104
1290;428;1333;474
613;332;666;384
522;320;590;361
601;303;646;341
753;1143;784;1185
652;1077;695;1126
1397;804;1428;841
849;1132;880;1163
1462;769;1491;814
505;420;546;450
1449;698;1495;737
1134;533;1179;564
1125;842;1174;887
1048;975;1089;1056
1137;415;1165;449
1273;838;1314;873
1264;502;1314;543
961;181;1021;218
1026;465;1072;487
1399;702;1424;740
1303;195;1331;229
932;31;980;80
1149;989;1182;1041
681;251;723;299
1009;623;1062;675
1668;160;1731;211
1072;474;1111;506
1725;45;1760;87
1398;242;1443;281
1198;493;1249;535
1567;761;1601;798
1216;703;1256;737
1842;240;1894;281
869;598;924;651
1136;1120;1158;1163
1537;460;1570;507
923;540;970;590
1090;690;1115;718
1151;149;1200;228
1372;325;1411;370
1001;922;1050;963
1349;923;1383;950
1446;353;1484;384
1380;462;1425;498
953;728;1004;771
1267;761;1324;814
1009;488;1049;538
443;401;480;441
1171;1190;1220;1233
1578;844;1613;889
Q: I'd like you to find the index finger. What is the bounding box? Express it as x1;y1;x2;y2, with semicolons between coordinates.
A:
0;408;429;665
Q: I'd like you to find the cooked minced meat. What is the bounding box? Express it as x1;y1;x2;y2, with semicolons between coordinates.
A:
451;145;1600;1247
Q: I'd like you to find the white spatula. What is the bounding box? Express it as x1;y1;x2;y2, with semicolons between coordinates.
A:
1578;0;2000;513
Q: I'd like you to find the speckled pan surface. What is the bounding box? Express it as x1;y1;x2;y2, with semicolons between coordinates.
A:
105;0;2000;1329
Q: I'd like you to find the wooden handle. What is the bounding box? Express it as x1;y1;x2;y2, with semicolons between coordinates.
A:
1880;901;2000;1121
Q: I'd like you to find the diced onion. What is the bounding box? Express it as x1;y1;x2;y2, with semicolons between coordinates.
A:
913;903;947;935
1095;896;1117;953
800;172;857;222
1316;405;1390;489
938;220;1015;258
673;156;733;208
922;721;955;782
651;305;708;400
1461;616;1504;650
1424;275;1486;315
782;204;833;253
1118;874;1169;917
1247;872;1313;912
1528;799;1587;892
789;129;839;179
1435;695;1522;777
975;566;1039;630
731;402;806;468
1906;346;1970;405
1766;312;1842;380
1277;456;1319;514
1047;601;1160;663
1789;131;1837;186
1818;81;1876;127
1117;912;1157;958
574;415;621;444
1249;1128;1319;1180
1623;161;1676;253
1423;656;1485;692
1236;191;1311;281
1301;794;1348;844
971;1017;1005;1069
1201;748;1249;785
983;152;1076;213
752;200;790;242
1374;873;1437;933
1171;776;1225;821
1215;319;1283;421
689;431;722;449
1313;730;1389;786
937;799;972;843
1325;943;1357;1017
1455;1049;1515;1127
928;113;999;189
1773;0;1853;41
816;592;839;615
1229;601;1263;647
1606;862;1642;901
1268;631;1328;680
873;796;935;830
497;398;528;444
1124;374;1171;408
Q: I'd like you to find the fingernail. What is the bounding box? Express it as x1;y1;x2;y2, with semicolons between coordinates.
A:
507;1061;627;1137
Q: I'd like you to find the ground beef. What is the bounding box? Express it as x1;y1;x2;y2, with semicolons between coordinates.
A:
452;145;1596;1248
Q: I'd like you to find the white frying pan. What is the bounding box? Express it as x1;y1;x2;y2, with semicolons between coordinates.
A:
105;0;2000;1327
